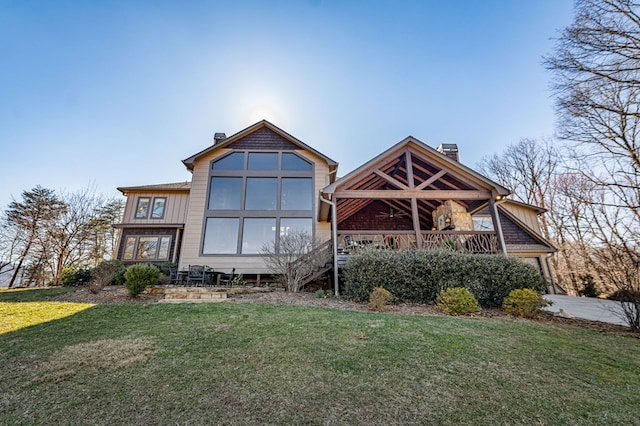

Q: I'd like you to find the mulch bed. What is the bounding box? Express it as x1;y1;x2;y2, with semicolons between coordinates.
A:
48;286;638;337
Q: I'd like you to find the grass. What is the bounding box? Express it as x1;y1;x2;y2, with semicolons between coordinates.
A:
1;289;639;425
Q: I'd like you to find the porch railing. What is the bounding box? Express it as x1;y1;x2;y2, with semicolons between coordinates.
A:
337;231;499;254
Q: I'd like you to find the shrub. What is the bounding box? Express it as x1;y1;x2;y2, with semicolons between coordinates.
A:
342;248;545;307
368;286;393;311
315;289;325;298
60;268;92;287
124;264;161;297
88;260;126;294
578;274;600;298
231;273;246;287
503;288;549;318
436;287;480;315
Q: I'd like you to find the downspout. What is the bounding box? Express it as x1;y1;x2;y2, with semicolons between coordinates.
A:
489;196;508;255
320;195;340;296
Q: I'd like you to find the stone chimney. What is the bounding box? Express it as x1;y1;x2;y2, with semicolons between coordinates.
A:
213;133;227;144
436;143;459;162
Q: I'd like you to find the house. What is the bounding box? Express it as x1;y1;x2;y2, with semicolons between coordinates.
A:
115;120;558;292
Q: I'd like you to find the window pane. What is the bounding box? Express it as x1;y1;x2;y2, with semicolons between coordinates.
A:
248;153;278;170
203;218;239;254
245;178;277;210
135;197;150;218
158;236;171;260
473;216;494;231
151;198;166;218
242;218;276;254
136;237;158;260
282;153;312;171
209;177;242;210
281;178;312;210
123;237;136;260
280;218;312;237
212;152;244;170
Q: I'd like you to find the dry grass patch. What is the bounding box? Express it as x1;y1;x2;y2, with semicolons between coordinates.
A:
34;336;157;383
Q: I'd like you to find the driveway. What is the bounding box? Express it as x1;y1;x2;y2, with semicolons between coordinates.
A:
544;295;630;327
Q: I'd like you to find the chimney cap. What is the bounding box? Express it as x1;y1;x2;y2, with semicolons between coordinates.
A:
437;143;458;152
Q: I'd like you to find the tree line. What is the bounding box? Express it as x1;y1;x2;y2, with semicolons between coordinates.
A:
479;0;639;324
0;186;123;287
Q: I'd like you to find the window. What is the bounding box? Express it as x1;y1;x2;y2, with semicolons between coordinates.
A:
281;178;312;210
473;215;494;231
245;178;277;210
212;152;244;170
203;218;239;254
242;218;276;254
123;237;136;260
248;152;278;170
282;153;312;171
280;218;312;237
151;197;166;218
209;177;242;210
204;150;315;255
135;197;150;218
122;235;172;261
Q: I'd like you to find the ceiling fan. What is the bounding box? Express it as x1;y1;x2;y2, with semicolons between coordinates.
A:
376;206;409;219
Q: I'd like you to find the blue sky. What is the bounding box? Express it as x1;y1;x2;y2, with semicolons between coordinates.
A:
0;0;574;208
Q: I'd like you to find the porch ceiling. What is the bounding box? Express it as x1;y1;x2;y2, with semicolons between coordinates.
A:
334;149;490;226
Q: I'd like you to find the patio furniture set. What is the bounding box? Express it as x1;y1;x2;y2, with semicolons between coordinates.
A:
169;265;235;287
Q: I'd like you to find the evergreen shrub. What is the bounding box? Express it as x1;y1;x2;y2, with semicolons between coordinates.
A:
60;268;92;287
368;286;393;311
342;248;545;307
436;287;480;314
124;264;161;297
502;288;549;318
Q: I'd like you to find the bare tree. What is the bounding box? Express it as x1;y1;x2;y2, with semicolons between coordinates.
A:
478;137;560;241
546;0;640;328
261;231;331;292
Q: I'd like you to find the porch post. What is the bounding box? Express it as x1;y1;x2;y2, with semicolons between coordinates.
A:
489;197;507;255
331;199;339;296
411;197;422;248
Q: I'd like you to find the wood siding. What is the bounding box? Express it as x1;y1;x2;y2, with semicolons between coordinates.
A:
501;202;543;234
121;191;189;225
180;146;332;274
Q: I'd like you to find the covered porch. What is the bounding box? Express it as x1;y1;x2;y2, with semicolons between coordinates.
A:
318;139;512;293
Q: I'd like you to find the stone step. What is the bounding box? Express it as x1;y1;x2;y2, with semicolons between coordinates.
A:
155;287;229;303
158;298;229;304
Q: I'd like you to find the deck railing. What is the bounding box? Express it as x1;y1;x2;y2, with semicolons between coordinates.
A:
337;231;499;254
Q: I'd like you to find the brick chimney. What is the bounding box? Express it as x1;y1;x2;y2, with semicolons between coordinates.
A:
213;133;227;144
437;144;459;162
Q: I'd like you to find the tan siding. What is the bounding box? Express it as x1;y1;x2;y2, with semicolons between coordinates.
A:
179;147;334;274
502;203;542;234
121;192;189;224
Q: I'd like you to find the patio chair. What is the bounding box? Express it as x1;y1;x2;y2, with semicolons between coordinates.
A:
168;265;181;285
217;268;236;286
186;265;206;287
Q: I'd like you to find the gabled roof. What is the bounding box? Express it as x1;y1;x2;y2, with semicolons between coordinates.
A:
117;182;191;195
322;136;510;196
182;120;338;171
498;204;556;252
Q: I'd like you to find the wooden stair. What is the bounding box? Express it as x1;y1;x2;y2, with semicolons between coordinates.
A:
152;287;229;303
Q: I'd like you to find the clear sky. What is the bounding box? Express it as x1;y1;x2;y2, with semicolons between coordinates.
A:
0;0;575;208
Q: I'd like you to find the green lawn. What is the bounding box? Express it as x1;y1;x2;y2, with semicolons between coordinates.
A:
1;288;639;425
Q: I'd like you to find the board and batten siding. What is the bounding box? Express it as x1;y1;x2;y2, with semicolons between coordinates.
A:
501;203;543;235
179;148;332;274
122;192;189;224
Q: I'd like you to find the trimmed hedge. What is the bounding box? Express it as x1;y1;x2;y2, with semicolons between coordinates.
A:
342;248;545;308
